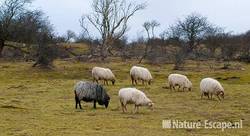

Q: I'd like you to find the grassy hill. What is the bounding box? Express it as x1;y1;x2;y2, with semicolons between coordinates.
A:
0;60;249;135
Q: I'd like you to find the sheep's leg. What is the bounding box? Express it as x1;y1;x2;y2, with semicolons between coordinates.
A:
201;93;204;99
75;95;79;109
135;80;138;85
133;105;136;113
131;76;134;85
79;101;82;109
134;105;138;113
173;85;176;90
95;79;99;84
178;85;181;91
142;80;145;85
134;105;139;113
207;93;210;99
121;102;125;112
124;104;127;112
210;94;213;100
93;100;96;109
122;106;124;112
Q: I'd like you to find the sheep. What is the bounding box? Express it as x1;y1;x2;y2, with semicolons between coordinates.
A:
118;88;153;113
130;66;153;85
200;78;225;101
168;74;192;91
92;67;116;85
74;81;110;109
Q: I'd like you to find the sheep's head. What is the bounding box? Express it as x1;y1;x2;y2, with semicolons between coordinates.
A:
147;101;154;110
104;99;110;108
188;81;192;90
111;79;115;85
220;91;224;99
96;85;110;108
216;91;224;100
104;94;110;108
148;79;153;85
188;87;192;91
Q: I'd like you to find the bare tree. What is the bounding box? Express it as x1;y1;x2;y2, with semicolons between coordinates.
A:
139;20;160;63
203;27;224;58
80;0;146;60
6;7;57;67
32;29;57;68
64;30;76;43
143;22;151;40
0;0;32;57
239;31;250;62
164;24;187;70
173;13;212;53
150;20;160;38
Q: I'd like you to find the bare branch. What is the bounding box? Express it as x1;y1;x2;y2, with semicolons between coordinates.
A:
80;0;146;60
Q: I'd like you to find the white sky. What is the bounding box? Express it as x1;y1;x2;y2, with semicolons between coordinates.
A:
7;0;250;39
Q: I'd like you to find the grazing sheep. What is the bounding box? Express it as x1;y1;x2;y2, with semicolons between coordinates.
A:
200;78;225;101
130;66;153;85
118;88;153;113
74;81;110;109
92;67;116;85
168;74;192;91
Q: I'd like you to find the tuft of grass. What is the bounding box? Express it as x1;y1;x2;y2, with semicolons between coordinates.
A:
0;60;249;136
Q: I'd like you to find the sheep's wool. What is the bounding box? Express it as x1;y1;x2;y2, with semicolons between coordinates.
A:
119;88;151;106
130;66;152;81
168;74;192;89
200;78;224;94
92;67;115;80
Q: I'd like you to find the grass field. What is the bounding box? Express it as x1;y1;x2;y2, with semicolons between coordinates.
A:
0;60;249;136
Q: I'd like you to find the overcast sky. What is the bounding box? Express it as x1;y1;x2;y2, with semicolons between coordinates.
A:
31;0;250;40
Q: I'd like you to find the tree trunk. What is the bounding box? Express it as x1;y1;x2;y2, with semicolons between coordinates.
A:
139;44;149;64
0;40;5;58
100;44;105;61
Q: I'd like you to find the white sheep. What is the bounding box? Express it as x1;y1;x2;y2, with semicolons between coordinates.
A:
168;74;192;91
200;78;225;101
130;66;153;85
92;67;116;85
118;88;153;113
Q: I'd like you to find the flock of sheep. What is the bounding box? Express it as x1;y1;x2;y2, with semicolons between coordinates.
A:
74;66;225;113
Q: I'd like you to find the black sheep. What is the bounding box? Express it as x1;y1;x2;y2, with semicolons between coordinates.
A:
74;81;110;109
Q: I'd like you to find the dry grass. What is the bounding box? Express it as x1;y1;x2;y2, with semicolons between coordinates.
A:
0;60;249;136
